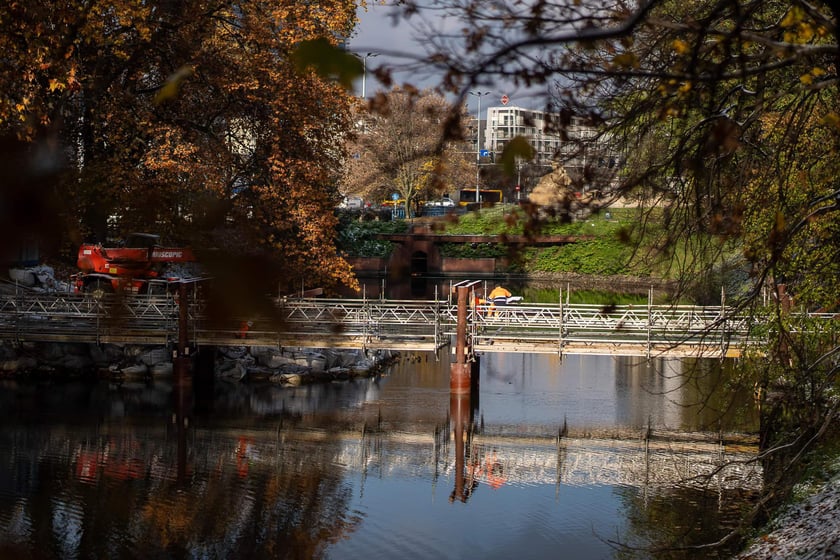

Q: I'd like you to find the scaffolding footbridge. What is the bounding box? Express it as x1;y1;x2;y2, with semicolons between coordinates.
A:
0;291;759;357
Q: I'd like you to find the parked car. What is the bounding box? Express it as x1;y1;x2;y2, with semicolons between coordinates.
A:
339;196;364;209
425;197;455;207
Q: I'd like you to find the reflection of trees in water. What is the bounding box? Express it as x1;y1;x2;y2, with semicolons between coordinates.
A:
613;357;759;433
133;438;362;558
0;355;764;558
0;411;762;558
29;376;384;422
0;423;362;559
615;484;760;560
482;352;563;389
479;353;758;435
211;376;383;418
0;373;387;559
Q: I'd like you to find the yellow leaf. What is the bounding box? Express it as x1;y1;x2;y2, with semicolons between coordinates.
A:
153;64;195;105
819;112;840;129
800;74;813;85
672;39;689;55
781;6;804;28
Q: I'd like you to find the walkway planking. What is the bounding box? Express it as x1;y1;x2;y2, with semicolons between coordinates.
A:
0;291;762;357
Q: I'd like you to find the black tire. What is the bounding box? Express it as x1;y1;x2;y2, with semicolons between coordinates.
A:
86;278;113;298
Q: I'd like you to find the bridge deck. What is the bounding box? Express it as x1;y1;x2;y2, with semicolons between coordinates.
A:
0;292;771;357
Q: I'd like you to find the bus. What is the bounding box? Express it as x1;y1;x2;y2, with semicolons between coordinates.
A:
458;188;504;205
380;198;406;208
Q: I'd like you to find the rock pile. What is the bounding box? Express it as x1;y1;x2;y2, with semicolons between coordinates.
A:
215;345;397;385
0;340;396;385
3;265;397;383
7;264;72;293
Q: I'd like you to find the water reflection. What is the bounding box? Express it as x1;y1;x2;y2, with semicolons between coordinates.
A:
481;354;758;433
0;354;760;559
450;391;477;503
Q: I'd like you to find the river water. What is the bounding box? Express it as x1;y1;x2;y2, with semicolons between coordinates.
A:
0;352;760;559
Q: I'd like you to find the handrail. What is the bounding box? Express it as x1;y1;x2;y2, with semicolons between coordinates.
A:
0;293;820;356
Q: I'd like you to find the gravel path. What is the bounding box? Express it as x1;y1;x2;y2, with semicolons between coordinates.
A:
736;477;840;559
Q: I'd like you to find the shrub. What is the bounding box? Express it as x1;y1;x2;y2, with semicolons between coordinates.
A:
336;219;409;257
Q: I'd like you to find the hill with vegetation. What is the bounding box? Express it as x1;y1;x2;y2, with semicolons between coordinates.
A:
336;204;745;305
336;204;642;273
435;204;647;276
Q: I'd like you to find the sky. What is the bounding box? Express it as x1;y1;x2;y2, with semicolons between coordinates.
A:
348;3;453;95
348;2;538;118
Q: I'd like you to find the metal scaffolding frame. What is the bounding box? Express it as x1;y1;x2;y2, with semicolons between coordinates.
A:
0;292;771;357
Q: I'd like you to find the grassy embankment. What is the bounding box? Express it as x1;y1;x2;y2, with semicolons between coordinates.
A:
336;204;738;305
436;204;659;304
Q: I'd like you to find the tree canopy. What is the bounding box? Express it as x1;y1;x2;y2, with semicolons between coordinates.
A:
342;87;474;214
1;0;362;299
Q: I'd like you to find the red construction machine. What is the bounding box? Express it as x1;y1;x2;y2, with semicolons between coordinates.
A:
73;233;198;295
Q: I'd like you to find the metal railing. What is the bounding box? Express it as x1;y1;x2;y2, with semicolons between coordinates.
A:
465;302;756;356
0;292;770;356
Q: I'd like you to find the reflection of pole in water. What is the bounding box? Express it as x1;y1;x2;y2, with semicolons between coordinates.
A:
174;281;193;484
173;370;192;484
556;417;568;499
450;391;476;503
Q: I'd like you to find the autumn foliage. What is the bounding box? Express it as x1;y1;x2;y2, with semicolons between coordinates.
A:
0;0;361;297
342;87;474;213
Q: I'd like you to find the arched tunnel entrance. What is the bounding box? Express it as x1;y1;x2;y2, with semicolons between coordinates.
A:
410;251;428;297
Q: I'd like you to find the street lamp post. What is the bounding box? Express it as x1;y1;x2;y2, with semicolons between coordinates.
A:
361;52;379;99
469;91;491;203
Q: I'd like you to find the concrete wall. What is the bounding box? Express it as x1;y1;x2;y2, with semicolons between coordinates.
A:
441;257;495;274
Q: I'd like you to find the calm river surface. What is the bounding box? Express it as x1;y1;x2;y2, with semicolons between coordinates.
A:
0;353;761;559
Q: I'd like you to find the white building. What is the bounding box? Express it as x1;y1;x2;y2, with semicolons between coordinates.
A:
482;105;619;185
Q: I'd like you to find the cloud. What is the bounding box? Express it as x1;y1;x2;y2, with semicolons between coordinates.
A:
351;4;414;55
348;3;439;95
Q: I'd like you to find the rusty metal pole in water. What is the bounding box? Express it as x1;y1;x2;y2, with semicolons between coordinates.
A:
455;285;467;362
174;281;191;386
450;285;471;393
450;282;480;501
